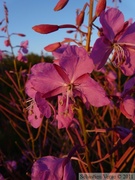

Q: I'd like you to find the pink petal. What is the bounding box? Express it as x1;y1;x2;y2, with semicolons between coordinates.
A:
35;92;51;118
59;45;94;81
74;74;110;107
123;76;135;94
52;44;68;59
30;63;65;94
120;47;135;76
25;80;37;98
56;95;75;129
120;97;135;123
100;8;125;42
31;156;76;180
90;37;112;70
119;22;135;44
28;103;43;128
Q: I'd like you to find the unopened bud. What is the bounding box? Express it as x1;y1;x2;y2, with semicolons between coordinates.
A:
44;42;61;52
66;30;76;33
16;33;26;37
95;0;106;17
32;24;59;34
54;0;69;11
4;39;10;46
76;11;85;27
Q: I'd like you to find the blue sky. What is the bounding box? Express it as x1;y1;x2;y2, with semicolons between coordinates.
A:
0;0;135;56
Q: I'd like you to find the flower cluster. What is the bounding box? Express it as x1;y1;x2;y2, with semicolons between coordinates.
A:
0;2;29;62
25;4;135;178
1;1;135;179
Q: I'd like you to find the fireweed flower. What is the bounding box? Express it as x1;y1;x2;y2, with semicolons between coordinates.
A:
26;45;110;128
17;50;28;63
119;76;135;123
90;8;135;76
17;40;29;62
20;40;29;54
31;155;76;180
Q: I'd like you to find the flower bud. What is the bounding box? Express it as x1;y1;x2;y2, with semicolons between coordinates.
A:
44;42;61;52
4;39;10;46
76;11;85;27
13;33;26;37
54;0;69;11
32;24;59;34
95;0;106;17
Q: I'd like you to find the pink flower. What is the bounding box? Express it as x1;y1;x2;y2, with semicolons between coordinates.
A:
20;40;28;53
119;76;135;123
90;8;135;76
29;45;110;107
26;45;110;128
17;50;28;63
16;40;29;63
31;156;76;180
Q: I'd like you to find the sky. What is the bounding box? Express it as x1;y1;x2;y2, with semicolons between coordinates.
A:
0;0;135;56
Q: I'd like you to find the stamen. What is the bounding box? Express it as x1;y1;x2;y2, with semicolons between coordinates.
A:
111;44;126;67
26;98;35;110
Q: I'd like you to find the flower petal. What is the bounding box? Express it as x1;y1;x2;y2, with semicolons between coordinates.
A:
100;8;125;41
119;22;135;44
59;45;94;81
31;156;76;180
120;97;135;123
25;80;37;98
56;95;75;129
29;63;65;94
122;76;135;94
74;74;110;107
90;37;112;70
120;48;135;76
35;92;51;118
28;103;43;128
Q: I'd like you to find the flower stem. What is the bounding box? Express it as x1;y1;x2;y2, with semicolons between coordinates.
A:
86;0;94;52
77;105;92;172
